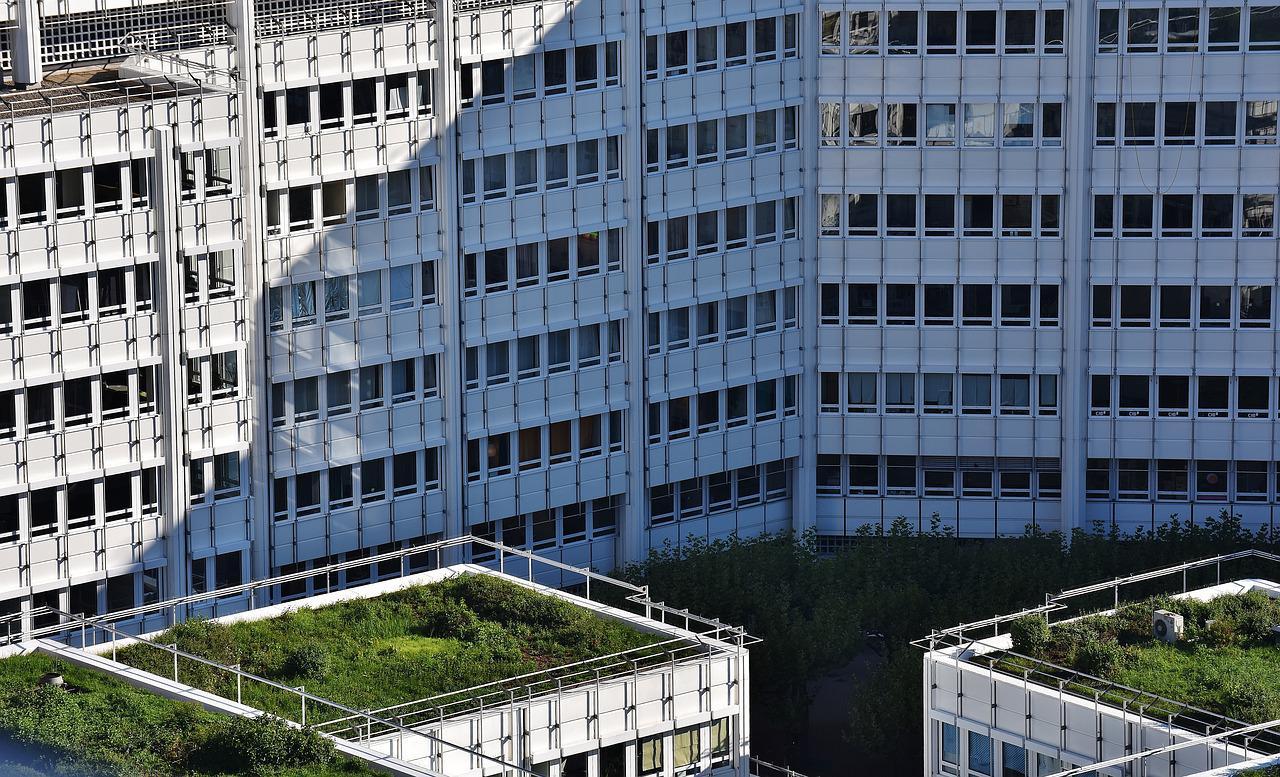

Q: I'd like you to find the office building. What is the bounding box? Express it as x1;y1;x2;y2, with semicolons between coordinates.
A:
0;0;1277;626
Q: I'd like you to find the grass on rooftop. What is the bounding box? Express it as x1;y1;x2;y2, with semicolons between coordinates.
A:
114;573;665;724
0;653;380;776
1002;590;1280;723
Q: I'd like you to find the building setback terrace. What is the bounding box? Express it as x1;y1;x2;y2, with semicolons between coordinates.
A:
0;537;758;777
918;550;1280;777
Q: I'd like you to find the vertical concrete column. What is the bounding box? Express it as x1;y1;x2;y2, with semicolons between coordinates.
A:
229;0;273;584
1060;0;1099;536
436;0;468;556
793;0;821;537
13;0;43;88
619;0;647;567
151;127;191;600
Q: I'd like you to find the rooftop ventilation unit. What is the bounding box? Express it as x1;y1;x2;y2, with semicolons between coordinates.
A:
1153;609;1185;643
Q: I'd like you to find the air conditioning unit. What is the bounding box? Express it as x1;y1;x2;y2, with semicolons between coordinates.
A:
1153;610;1185;643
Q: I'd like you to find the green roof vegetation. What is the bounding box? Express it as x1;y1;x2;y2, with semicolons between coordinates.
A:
0;573;665;776
1005;590;1280;723
0;653;379;776
113;573;665;723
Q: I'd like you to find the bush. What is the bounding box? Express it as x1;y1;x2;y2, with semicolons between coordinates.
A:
1201;618;1239;648
1074;640;1124;678
1008;616;1051;657
194;714;335;775
282;644;330;680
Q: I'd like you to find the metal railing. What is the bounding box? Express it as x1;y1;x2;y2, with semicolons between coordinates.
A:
118;36;239;91
0;73;215;119
254;0;435;38
3;535;751;649
749;756;810;777
319;627;755;741
961;646;1280;756
918;549;1280;646
1045;719;1280;777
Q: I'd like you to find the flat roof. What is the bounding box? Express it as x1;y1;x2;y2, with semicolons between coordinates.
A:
0;62;209;118
107;567;674;724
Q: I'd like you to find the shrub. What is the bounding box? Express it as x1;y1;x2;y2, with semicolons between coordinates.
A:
1201;618;1238;648
422;598;479;637
282;644;330;680
1074;639;1124;679
1008;616;1051;657
194;714;335;775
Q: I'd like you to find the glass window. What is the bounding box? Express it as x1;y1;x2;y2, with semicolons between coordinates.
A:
927;11;957;53
961;374;992;414
1241;286;1272;328
1000;375;1031;414
848;11;879;53
1096;102;1117;145
923;374;953;413
1202;193;1235;236
1004;10;1036;54
964;103;996;146
1164;102;1196;144
638;735;663;776
886;103;917;146
1167;7;1200;51
1127;7;1161;51
1205;102;1237;144
1001;103;1034;146
848;103;879;146
1246;100;1278;145
940;723;959;770
887;10;918;54
1124;102;1157;144
822;12;842;54
925;104;957;146
1198;375;1229;418
673;726;700;769
1208;6;1242;50
1237;461;1269;501
965;10;997;54
1250;5;1280;51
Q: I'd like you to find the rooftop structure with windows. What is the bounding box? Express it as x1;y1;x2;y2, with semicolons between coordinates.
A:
0;537;755;776
918;550;1280;777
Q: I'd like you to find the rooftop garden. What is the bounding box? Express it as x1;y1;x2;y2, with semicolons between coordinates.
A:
0;653;379;776
112;572;666;723
1003;590;1280;723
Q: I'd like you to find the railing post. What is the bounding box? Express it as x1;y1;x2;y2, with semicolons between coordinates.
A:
172;645;179;682
300;686;306;726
